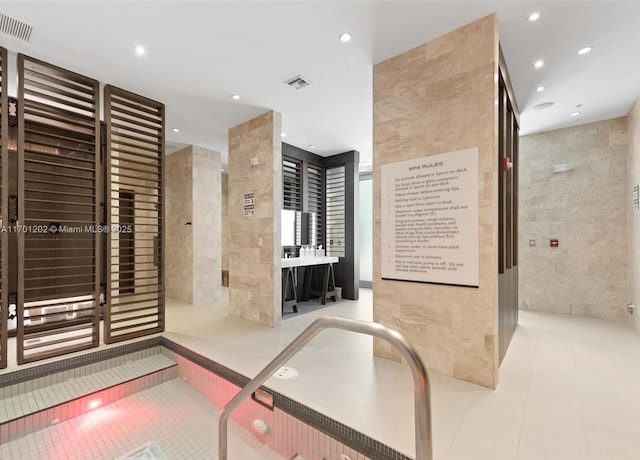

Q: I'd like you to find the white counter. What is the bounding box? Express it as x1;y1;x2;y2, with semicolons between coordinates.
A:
281;256;339;268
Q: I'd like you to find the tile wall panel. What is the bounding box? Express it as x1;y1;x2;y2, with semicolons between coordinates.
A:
372;15;500;388
520;118;629;321
628;99;640;333
228;111;282;326
166;145;222;304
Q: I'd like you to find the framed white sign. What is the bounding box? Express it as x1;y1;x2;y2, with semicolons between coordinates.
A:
381;148;479;287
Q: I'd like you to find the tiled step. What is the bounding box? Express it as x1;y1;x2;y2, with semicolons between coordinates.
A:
0;353;177;441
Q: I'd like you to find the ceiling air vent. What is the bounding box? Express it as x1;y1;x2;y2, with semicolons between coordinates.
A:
0;13;34;42
533;102;554;110
286;75;311;90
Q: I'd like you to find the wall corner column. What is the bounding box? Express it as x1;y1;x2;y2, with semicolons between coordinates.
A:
372;15;500;389
628;97;640;334
228;110;282;327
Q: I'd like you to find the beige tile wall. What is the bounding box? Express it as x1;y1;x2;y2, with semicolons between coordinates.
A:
372;15;500;389
222;173;229;272
192;146;222;304
228;111;282;327
519;118;629;321
166;145;222;304
629;99;640;333
166;147;193;303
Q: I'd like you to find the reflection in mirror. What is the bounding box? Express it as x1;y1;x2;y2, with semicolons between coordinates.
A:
281;209;296;246
281;210;317;255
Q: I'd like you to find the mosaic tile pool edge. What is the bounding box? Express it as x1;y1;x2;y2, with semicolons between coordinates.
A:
0;337;162;388
0;336;413;459
0;366;176;443
160;337;413;460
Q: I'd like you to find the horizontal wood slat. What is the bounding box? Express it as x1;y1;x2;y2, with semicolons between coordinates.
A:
105;84;164;344
17;54;100;365
0;47;7;369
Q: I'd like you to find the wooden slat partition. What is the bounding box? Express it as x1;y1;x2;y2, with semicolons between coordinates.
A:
104;85;164;343
17;55;101;364
0;48;7;369
307;164;324;248
497;69;520;364
326;166;346;257
283;158;302;211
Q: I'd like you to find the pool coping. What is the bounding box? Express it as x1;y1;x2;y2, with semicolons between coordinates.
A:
0;336;414;460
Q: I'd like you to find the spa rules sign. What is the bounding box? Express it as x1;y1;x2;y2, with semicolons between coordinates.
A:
381;148;479;287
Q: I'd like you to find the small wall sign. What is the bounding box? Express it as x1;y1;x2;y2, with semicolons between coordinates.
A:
243;192;255;216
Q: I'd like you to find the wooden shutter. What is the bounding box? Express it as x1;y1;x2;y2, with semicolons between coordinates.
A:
326;166;345;257
104;85;164;343
0;47;7;369
17;55;101;364
283;158;302;210
307;164;324;247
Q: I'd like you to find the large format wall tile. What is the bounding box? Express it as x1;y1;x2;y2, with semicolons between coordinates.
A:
166;145;222;304
628;99;640;332
519;118;629;322
228;111;282;327
373;16;500;389
166;147;194;303
222;173;230;272
192;145;223;304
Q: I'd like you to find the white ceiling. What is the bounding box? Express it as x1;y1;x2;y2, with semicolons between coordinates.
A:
1;1;639;172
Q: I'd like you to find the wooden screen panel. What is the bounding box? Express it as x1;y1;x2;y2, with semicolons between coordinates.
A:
326;166;346;257
283;158;302;210
0;47;8;369
506;100;514;270
498;75;506;274
513;122;519;266
308;164;324;248
17;55;101;364
104;85;164;344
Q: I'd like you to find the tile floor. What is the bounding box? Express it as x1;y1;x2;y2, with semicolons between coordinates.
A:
164;288;640;460
0;378;282;460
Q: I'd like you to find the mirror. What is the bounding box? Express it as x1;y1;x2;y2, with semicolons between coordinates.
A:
281;209;297;246
281;210;316;247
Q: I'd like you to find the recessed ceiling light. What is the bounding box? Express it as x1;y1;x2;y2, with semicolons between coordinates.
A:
135;46;146;56
570;111;580;117
309;145;315;149
220;168;224;172
533;59;545;69
536;86;545;92
172;128;180;133
528;12;541;22
577;46;592;55
231;94;240;100
339;33;352;43
281;133;286;137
